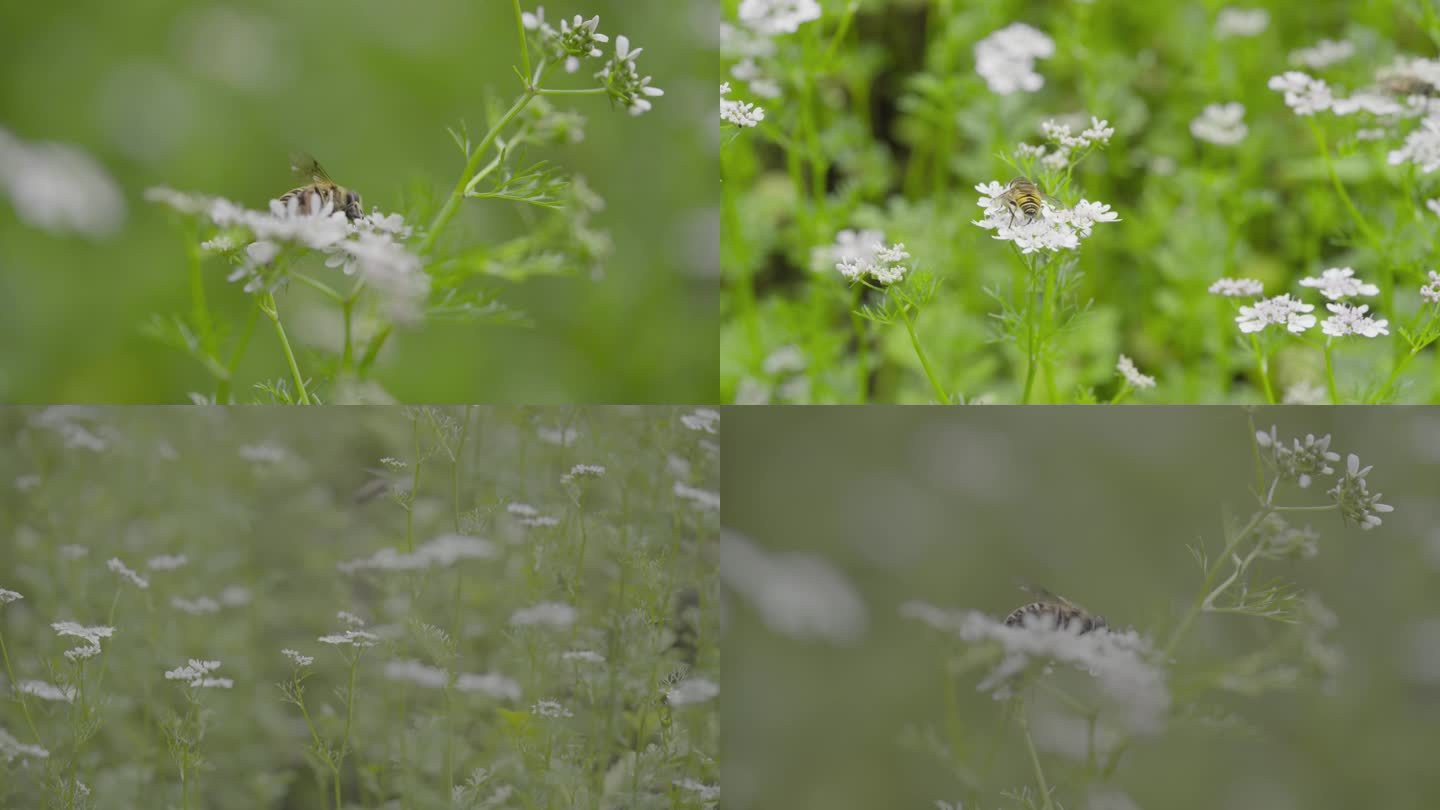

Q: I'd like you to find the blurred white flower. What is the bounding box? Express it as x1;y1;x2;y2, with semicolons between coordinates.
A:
1190;102;1248;145
385;659;449;689
318;629;379;648
1331;91;1404;116
147;554;188;571
1216;7;1269;38
18;680;75;703
531;699;573;718
1116;355;1156;390
281;648;314;667
0;127;126;238
0;588;21;604
337;534;498;573
562;650;605;664
720;529;868;644
239;441;288;463
674;482;720;511
165;658;232;688
327;231;430;325
1236;294;1316;334
455;672;522;699
54;623;115;648
1268;71;1333;115
1290;39;1354;69
562;463;607;483
171;596;220;615
681;408;720;433
763;344;806;375
737;0;822;36
0;728;50;762
1283;381;1327;404
1299;266;1379;300
812;228;885;274
107;558;149;590
836;241;910;284
675;779;720;801
509;602;578;629
1320;302;1388;337
1208;277;1264;297
1042;117;1114;150
1388;116;1440;172
666;677;719;706
337;610;366;627
975;23;1054;95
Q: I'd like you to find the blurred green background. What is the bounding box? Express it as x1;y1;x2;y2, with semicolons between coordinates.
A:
723;407;1440;809
0;0;717;403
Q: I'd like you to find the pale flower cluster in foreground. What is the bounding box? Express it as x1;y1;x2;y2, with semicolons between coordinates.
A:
0;126;126;238
1208;277;1265;298
899;601;1170;735
1215;7;1269;38
974;23;1054;95
1290;39;1355;69
145;187;430;324
836;242;911;285
720;529;868;645
1227;268;1389;339
1236;294;1316;334
1116;355;1156;390
1299;266;1378;300
737;0;822;37
720;82;765;128
383;659;522;700
973;182;1120;254
1190;102;1248;146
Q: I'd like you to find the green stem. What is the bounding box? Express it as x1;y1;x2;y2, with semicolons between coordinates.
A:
217;307;258;404
1018;705;1056;810
900;305;947;402
1161;506;1272;659
407;416;422;553
341;298;355;374
419;89;539;256
851;285;868;403
0;629;42;745
258;292;311;404
537;87;607;96
1249;334;1276;404
511;0;531;82
1322;340;1339;403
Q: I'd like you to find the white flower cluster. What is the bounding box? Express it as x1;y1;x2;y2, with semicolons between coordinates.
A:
1116;355;1156;390
598;35;665;116
1215;7;1269;38
507;502;560;528
666;677;720;707
1388;116;1440;173
681;408;720;433
318;629;379;648
521;8;606;73
720;82;765;128
146;187;430;323
1190;102;1248;146
1209;277;1265;297
531;699;574;718
383;659;522;699
107;557;150;590
337;534;498;573
147;554;189;571
509;601;577;629
0;587;22;604
674;481;720;511
0;126;126;238
1421;270;1440;304
562;463;606;482
282;648;314;667
1255;426;1339;489
18;680;75;703
1299;266;1378;300
164;658;233;689
836;242;911;284
975;23;1054;95
52;621;115;663
737;0;822;36
1268;71;1334;116
1041;117;1115;150
1290;39;1354;69
720;529;868;645
900;602;1170;735
0;728;50;762
1328;453;1394;529
1237;294;1315;334
973;181;1120;254
1320;303;1388;338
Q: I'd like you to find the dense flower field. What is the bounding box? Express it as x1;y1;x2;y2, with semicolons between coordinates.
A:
721;1;1440;403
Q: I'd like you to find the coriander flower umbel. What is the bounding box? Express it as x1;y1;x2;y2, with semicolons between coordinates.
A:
737;0;822;36
720;83;765;128
0;126;126;238
681;407;720;433
1321;303;1389;338
1421;270;1440;304
666;677;720;707
973;181;1119;254
1388;116;1440;173
1209;277;1265;297
1116;355;1156;390
974;23;1054;96
282;648;314;667
1329;453;1393;529
1268;71;1334;115
107;557;150;590
836;242;911;284
1041;117;1115;150
531;699;574;718
0;587;21;604
1255;426;1339;489
812;228;885;273
900;602;1170;735
599;35;664;116
562;463;606;482
509;601;578;629
1190;102;1248;146
318;629;379;648
1290;39;1354;69
1216;7;1269;38
164;658;233;689
1299;266;1379;300
1236;294;1316;334
18;680;75;703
